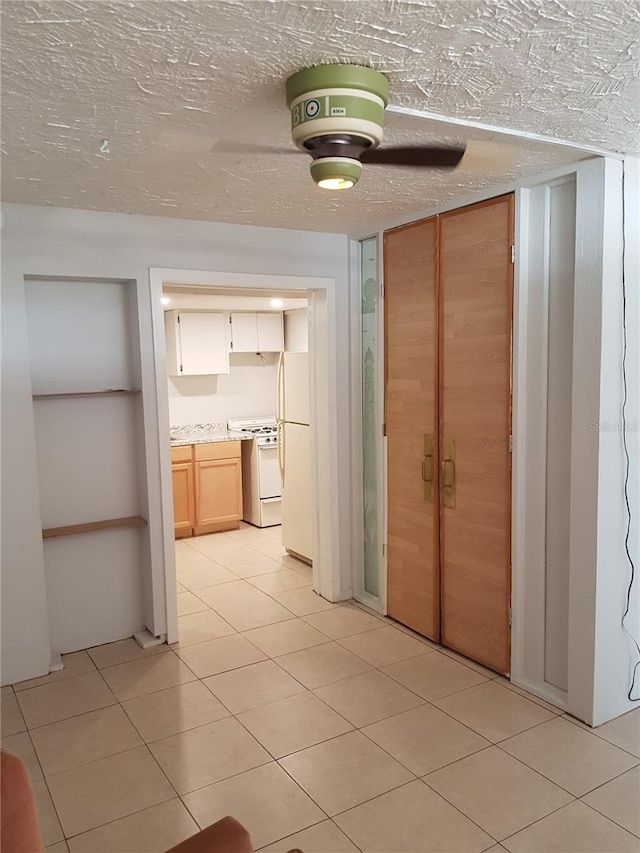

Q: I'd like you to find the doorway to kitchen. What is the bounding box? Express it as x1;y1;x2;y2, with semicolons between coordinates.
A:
150;269;340;642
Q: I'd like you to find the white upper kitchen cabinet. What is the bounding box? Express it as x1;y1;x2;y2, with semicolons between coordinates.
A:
257;313;284;351
231;312;284;353
165;310;230;375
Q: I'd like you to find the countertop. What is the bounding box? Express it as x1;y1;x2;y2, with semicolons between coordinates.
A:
169;422;252;446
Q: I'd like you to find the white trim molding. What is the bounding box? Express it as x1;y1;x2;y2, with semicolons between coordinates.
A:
149;268;339;644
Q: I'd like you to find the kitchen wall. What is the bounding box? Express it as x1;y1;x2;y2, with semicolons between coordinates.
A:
164;295;307;425
1;203;351;686
168;353;279;426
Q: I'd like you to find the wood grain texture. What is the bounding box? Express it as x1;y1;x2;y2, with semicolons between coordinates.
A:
384;217;440;641
439;194;513;675
170;445;193;463
194;440;241;461
42;515;146;539
194;457;243;533
172;461;195;537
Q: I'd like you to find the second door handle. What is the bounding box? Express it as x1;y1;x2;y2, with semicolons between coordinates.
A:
442;438;456;509
422;434;434;502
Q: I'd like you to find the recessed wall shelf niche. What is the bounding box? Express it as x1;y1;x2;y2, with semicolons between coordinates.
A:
25;277;149;654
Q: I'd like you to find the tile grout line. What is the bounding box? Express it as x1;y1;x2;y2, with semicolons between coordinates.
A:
12;658;99;695
18;666;639;847
17;667;119;732
492;737;640;801
421;768;575;847
24;667;166;844
71;677;190;842
578;777;640;840
198;605;522;849
356;712;493;778
177;595;565;757
11;534;639;849
95;625;359;842
19;640;587;851
497;796;640;847
563;712;640;756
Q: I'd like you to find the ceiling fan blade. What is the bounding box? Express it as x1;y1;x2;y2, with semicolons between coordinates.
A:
209;140;299;156
360;145;466;167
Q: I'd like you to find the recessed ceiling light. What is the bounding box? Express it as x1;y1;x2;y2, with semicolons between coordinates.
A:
161;296;171;305
270;299;284;308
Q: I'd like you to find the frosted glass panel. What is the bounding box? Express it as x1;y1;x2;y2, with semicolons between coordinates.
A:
361;238;380;597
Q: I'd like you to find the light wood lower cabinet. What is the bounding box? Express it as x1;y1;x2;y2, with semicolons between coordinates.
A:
171;441;243;538
172;461;195;538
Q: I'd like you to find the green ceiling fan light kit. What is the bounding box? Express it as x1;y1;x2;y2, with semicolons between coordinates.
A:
285;63;465;190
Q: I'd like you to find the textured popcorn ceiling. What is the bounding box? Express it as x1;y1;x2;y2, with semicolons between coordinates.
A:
2;0;639;234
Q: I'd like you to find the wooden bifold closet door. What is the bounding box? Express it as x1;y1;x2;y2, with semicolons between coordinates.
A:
384;194;513;674
384;217;439;641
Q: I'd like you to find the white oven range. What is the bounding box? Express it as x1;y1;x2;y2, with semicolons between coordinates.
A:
228;417;281;528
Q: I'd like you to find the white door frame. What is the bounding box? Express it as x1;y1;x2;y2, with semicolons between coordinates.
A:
149;268;336;644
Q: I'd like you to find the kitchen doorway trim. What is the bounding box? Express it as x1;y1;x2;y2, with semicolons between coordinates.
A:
149;268;337;644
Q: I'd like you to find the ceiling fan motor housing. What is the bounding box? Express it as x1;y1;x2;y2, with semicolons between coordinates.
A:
286;64;389;188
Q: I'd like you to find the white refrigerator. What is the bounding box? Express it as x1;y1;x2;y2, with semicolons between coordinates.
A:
277;352;313;564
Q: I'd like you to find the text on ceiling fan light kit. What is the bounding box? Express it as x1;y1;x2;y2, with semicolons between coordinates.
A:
285;63;465;190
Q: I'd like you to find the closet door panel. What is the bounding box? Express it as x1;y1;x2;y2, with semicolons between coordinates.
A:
384;218;439;640
440;195;513;674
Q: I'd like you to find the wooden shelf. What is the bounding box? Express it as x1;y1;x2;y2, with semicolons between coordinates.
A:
33;390;141;401
42;516;147;540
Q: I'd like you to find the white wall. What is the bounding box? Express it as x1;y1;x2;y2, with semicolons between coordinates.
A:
591;156;640;724
168;354;279;426
511;177;577;707
1;203;351;685
163;293;295;426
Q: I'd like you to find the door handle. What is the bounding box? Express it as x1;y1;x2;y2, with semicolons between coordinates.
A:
277;421;285;482
421;434;434;502
442;438;455;509
276;351;284;422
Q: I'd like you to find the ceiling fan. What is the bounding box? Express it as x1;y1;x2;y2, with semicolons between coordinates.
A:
284;64;465;190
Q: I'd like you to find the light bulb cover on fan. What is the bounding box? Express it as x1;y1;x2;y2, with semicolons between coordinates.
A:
310;157;362;190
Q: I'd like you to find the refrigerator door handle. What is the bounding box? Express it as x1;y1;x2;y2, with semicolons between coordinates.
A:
277;421;285;481
276;351;285;423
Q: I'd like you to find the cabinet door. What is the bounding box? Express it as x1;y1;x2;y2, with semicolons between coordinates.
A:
231;313;258;353
384;217;439;641
257;313;284;352
195;458;243;527
172;462;194;537
179;313;229;374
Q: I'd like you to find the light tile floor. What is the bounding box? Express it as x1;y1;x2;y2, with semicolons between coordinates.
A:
2;523;639;852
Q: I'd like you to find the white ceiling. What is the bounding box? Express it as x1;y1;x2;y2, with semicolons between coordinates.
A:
162;289;307;312
2;0;639;234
